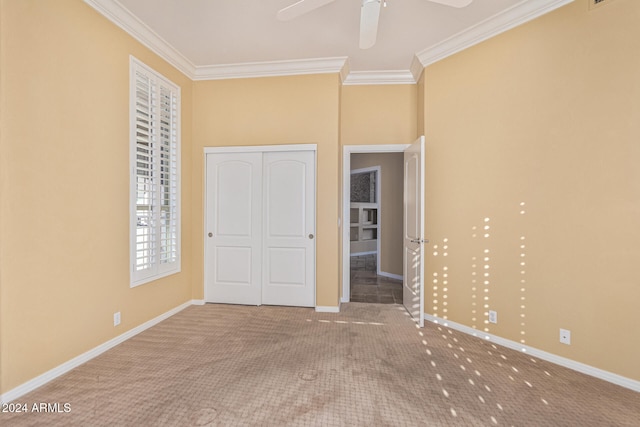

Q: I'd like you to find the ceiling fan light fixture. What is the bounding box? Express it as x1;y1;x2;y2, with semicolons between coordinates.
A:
276;0;337;21
427;0;473;8
359;0;382;49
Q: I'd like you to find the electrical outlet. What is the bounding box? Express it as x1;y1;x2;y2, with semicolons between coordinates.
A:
488;310;497;324
560;328;571;345
114;312;121;326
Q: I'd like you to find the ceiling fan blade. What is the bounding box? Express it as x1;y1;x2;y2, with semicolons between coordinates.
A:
359;0;382;50
426;0;473;8
277;0;337;21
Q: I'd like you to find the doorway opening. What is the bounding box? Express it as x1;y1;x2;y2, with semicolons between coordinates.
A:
342;144;409;304
349;159;403;304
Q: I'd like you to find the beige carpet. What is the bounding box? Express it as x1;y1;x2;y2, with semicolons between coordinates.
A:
2;303;639;426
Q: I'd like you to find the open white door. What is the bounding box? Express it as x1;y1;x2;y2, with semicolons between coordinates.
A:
403;136;426;327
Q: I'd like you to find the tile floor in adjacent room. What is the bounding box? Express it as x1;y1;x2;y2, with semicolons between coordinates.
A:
350;254;403;303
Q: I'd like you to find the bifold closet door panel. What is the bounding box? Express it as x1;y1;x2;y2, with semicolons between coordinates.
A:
205;152;262;305
262;151;316;307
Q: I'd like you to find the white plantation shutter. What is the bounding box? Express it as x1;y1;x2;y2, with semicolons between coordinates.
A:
130;57;180;287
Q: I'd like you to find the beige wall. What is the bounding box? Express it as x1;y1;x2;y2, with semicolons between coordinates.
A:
340;85;417;146
191;75;341;307
351;153;404;276
0;0;193;393
422;0;640;381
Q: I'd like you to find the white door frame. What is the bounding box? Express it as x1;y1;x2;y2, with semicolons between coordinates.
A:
342;144;410;303
204;144;317;304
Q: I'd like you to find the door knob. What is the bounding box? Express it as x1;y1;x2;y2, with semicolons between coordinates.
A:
208;232;213;237
308;234;314;239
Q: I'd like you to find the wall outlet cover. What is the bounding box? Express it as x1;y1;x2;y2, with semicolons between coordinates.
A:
488;310;497;324
560;328;571;345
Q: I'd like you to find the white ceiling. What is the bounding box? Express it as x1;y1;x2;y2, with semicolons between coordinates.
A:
87;0;573;83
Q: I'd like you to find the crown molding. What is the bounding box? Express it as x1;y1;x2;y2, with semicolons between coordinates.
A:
84;0;196;78
416;0;574;68
409;56;424;83
85;0;572;84
342;70;416;86
193;57;348;81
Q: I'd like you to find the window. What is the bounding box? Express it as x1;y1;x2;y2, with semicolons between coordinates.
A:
130;57;180;287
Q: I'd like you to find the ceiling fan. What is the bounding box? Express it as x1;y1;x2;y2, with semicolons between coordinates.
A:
277;0;473;49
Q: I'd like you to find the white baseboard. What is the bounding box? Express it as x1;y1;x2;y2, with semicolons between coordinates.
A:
1;299;199;404
315;305;340;313
423;313;640;393
377;271;403;281
350;251;377;257
191;299;205;305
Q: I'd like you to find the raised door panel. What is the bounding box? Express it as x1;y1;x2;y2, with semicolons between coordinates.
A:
205;153;262;305
262;151;315;307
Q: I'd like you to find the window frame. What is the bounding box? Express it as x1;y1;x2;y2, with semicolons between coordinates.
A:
129;56;181;287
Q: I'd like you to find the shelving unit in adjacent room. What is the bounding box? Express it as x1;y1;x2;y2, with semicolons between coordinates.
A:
350;202;378;255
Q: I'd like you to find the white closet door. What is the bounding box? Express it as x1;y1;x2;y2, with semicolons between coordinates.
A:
262;151;316;307
205;153;262;305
